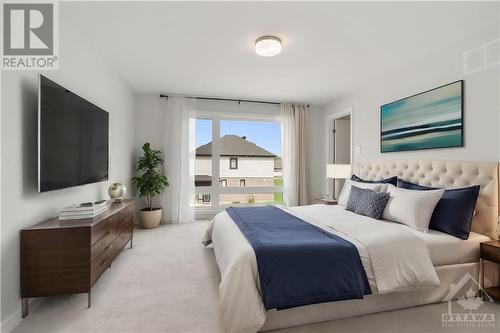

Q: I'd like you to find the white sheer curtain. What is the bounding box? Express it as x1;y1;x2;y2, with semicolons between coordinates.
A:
163;96;196;223
281;103;309;206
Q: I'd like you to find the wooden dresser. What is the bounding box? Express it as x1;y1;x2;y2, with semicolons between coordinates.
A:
20;199;134;317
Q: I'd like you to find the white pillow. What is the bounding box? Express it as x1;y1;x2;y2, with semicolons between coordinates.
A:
382;184;445;232
338;179;383;206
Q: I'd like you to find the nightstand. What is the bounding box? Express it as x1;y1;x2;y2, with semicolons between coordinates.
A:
480;240;500;300
315;198;338;205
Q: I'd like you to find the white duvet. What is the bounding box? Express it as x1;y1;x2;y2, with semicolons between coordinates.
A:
203;204;440;333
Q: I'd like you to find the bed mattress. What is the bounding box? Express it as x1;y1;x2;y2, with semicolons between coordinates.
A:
409;229;489;266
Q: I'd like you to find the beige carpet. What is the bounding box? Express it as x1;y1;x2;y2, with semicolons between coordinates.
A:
12;222;500;333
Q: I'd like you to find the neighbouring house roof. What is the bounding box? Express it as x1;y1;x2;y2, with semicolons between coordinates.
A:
196;135;276;157
274;157;282;170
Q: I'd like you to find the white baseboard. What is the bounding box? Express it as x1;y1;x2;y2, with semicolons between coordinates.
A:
1;298;43;333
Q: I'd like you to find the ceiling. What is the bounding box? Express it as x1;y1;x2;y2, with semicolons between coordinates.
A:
63;1;499;105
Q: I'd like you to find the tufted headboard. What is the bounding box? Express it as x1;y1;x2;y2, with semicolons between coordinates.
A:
352;159;499;240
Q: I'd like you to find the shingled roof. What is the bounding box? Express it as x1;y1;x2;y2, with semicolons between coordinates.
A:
196;135;276;157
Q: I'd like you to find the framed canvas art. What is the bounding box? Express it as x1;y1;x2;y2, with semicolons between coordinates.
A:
380;80;463;153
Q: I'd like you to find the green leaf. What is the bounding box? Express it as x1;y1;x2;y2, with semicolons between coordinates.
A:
131;143;169;209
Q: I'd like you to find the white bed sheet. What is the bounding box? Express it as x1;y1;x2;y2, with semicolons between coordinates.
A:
287;205;490;267
409;229;490;266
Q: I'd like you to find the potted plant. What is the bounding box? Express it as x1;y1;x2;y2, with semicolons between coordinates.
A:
132;143;169;229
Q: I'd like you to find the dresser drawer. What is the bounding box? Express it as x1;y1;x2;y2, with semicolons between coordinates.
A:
107;216;118;231
90;244;112;286
90;219;110;245
114;230;131;257
119;215;133;232
481;244;500;264
107;216;120;243
118;205;134;222
90;232;112;262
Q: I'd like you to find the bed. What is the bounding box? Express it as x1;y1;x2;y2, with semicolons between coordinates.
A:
204;159;500;333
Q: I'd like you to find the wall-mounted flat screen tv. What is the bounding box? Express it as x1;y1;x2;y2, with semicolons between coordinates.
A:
38;75;109;192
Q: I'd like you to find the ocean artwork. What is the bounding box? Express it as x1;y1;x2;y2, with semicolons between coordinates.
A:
381;81;463;153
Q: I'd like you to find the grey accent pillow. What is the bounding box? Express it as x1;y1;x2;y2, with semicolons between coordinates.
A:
345;186;363;212
346;186;390;220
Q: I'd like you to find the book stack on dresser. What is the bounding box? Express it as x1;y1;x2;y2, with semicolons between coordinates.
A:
59;201;108;220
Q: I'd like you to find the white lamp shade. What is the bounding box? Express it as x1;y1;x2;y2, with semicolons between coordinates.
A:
326;164;351;179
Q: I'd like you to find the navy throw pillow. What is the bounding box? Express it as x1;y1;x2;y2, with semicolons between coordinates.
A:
346;186;390;220
397;179;480;239
351;174;398;186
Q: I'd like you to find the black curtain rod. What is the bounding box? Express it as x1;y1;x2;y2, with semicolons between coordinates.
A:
159;94;281;106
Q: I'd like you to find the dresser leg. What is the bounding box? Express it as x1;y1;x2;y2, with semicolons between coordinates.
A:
88;292;91;308
479;258;484;298
21;298;28;318
130;238;133;249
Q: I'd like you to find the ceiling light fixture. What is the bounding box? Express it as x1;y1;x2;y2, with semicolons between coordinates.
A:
255;36;282;57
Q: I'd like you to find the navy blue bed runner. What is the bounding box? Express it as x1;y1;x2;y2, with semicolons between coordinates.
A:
226;205;371;310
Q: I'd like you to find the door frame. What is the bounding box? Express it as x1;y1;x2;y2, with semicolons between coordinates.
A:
325;107;353;195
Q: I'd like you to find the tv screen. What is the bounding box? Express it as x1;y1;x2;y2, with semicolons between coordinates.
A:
38;75;109;192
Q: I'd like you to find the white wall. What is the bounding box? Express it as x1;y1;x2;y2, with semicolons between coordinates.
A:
307;106;326;202
308;26;500;200
134;93;165;155
0;16;136;331
196;99;280;119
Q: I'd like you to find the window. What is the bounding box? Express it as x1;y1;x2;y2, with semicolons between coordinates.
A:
230;157;238;169
194;119;213;208
194;119;212;188
194;117;282;212
196;194;211;206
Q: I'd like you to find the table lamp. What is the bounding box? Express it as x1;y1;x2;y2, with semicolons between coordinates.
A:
326;164;352;200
